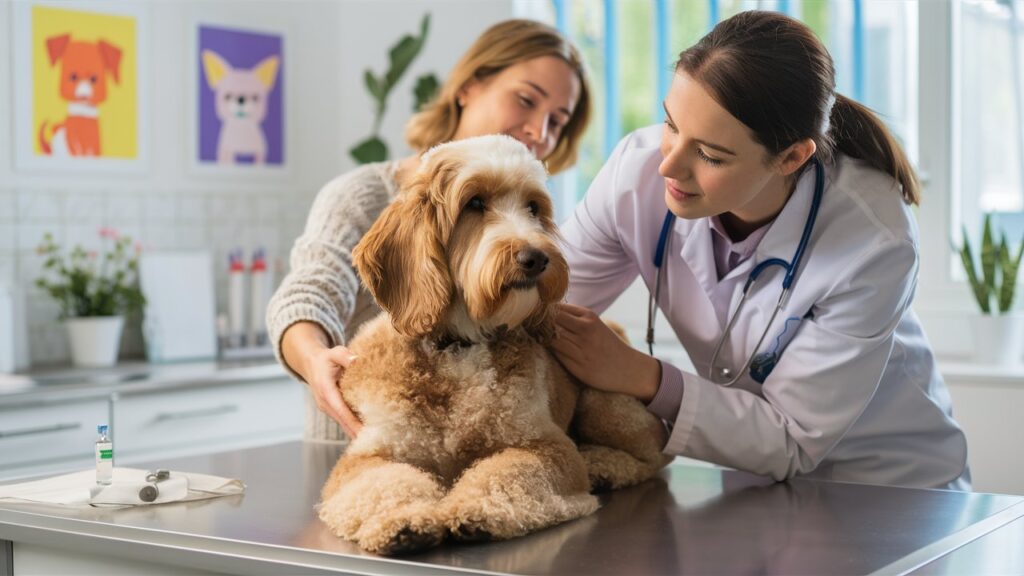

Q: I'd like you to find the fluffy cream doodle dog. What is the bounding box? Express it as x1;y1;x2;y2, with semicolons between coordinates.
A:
319;135;670;555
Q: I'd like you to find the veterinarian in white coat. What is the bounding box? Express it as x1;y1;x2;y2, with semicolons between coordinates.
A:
551;11;970;490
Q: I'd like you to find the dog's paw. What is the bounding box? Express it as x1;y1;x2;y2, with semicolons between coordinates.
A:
589;474;615;493
451;521;494;543
355;510;447;556
373;524;446;555
579;444;652;491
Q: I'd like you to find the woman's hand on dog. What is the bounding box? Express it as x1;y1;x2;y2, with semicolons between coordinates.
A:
306;345;364;438
551;303;662;402
281;321;364;438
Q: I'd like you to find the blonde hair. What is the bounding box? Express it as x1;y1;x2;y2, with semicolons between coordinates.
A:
405;19;590;175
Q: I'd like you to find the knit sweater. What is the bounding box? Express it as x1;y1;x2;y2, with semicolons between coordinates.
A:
267;161;401;442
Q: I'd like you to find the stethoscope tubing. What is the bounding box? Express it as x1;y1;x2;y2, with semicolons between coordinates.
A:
647;158;825;384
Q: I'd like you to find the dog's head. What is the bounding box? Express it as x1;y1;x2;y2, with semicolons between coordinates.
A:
201;50;280;124
354;135;568;341
45;35;122;106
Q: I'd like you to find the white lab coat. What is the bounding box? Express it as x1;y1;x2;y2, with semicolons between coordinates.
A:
561;125;970;490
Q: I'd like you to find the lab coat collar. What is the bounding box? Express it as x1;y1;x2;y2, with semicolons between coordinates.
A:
753;161;829;265
678;216;719;301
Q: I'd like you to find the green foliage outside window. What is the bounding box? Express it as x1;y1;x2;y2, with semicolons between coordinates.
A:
563;1;841;200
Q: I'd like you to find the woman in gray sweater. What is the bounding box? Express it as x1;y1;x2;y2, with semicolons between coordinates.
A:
267;19;592;441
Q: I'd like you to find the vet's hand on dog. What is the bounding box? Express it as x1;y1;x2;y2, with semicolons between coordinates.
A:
551;303;662;403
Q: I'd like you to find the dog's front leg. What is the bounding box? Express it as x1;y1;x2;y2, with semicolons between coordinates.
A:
319;454;446;555
574;388;674;491
441;437;598;541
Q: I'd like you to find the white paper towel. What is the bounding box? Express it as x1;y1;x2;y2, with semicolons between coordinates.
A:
0;467;245;508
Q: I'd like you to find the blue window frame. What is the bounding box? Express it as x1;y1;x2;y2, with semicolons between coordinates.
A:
548;0;904;225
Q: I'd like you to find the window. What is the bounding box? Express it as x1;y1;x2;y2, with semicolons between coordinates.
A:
544;0;917;223
956;0;1024;248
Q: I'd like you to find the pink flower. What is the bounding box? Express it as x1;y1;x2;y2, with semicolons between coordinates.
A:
134;243;144;255
98;227;120;240
87;251;98;260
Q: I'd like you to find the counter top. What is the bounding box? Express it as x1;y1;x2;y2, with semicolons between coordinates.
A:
1;441;1022;575
0;359;287;408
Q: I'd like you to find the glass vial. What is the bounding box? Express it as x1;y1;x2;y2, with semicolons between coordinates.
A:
95;424;113;485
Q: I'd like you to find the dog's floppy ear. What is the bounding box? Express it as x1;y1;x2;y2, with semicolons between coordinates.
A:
46;34;70;66
201;50;230;89
354;179;453;338
97;40;122;84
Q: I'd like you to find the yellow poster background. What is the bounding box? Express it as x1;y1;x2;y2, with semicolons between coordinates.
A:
32;5;137;158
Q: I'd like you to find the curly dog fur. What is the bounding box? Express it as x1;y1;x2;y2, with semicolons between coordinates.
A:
318;135;671;555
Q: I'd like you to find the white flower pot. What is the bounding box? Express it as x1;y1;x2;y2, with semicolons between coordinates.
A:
972;313;1024;366
65;316;125;367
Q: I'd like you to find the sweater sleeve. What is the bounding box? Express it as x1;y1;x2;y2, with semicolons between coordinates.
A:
266;163;396;380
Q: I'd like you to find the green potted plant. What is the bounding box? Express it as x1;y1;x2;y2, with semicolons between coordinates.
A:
349;13;440;164
957;213;1024;365
35;228;145;367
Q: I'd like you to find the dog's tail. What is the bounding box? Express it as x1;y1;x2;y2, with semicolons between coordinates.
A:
38;121;52;155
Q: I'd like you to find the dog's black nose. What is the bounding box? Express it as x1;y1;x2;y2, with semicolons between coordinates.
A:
237;96;246;105
516;248;549;278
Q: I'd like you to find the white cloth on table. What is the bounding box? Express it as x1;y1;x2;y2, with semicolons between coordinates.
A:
0;467;244;508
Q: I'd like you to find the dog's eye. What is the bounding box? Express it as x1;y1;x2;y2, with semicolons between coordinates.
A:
527;201;540;217
90;76;97;84
252;94;260;103
466;196;485;212
69;73;78;82
224;93;233;101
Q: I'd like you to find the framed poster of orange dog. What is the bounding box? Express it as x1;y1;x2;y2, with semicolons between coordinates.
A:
13;1;149;173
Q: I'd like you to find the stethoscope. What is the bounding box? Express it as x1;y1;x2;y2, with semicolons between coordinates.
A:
646;158;825;386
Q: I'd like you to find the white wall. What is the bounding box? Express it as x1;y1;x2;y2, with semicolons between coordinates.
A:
1;0;513;365
943;366;1024;495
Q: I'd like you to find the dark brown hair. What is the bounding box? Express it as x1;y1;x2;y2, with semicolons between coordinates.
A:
676;11;919;204
405;19;590;175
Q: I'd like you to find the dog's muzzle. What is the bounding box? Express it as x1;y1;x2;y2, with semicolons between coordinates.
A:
516;248;548;278
504;248;549;291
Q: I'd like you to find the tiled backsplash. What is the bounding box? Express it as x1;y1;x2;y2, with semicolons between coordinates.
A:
1;186;307;366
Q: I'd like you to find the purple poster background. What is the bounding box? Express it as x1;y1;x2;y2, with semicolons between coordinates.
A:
198;25;284;165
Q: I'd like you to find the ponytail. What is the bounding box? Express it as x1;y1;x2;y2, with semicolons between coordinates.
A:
826;94;920;205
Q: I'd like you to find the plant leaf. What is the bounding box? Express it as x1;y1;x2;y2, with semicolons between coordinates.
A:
981;214;997;298
384;14;430;89
364;70;385;103
349;136;389;164
1000;231;1024;313
413;73;440;112
998;235;1013;312
959;227;990;313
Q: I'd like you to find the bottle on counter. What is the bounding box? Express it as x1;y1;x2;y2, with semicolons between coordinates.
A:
248;248;272;347
95;424;113;485
227;248;247;348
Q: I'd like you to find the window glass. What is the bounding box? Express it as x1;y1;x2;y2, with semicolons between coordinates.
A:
957;0;1024;246
553;0;916;214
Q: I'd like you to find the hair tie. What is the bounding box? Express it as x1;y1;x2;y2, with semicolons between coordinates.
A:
821;92;837;135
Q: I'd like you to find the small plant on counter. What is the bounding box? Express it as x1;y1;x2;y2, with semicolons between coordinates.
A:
35;227;146;318
957;213;1024;314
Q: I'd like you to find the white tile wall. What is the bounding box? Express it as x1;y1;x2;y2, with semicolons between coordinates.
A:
1;185;306;366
